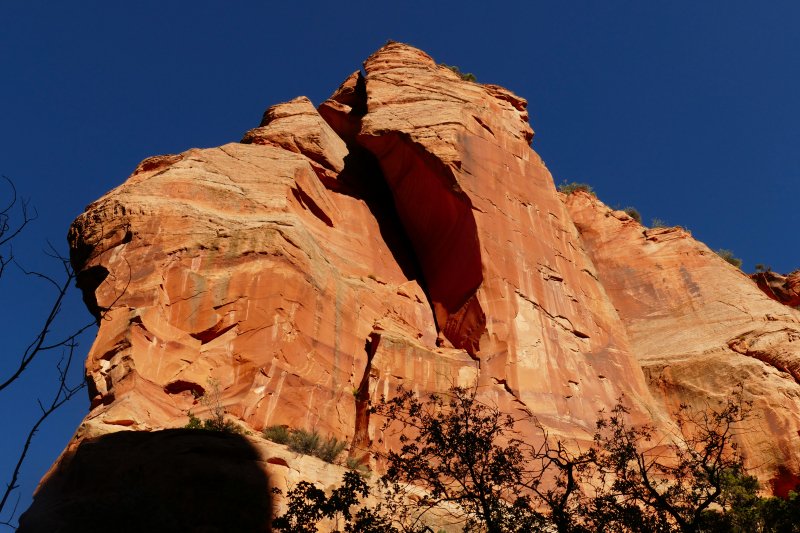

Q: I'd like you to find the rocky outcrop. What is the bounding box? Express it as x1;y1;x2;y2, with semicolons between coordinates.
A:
63;43;661;450
751;270;800;308
566;192;800;495
21;43;800;528
66;139;445;443
241;96;348;184
355;44;658;437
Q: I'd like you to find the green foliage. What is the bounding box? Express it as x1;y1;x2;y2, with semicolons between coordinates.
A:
184;410;204;429
623;206;642;223
755;264;773;273
651;217;667;228
183;378;251;434
715;249;743;269
558;180;596;196
439;63;477;83
345;455;372;477
262;424;291;444
315;435;347;463
278;385;797;533
289;427;323;456
262;425;347;465
698;475;800;532
367;273;377;281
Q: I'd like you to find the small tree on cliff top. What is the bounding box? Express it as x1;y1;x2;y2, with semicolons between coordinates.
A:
185;378;250;434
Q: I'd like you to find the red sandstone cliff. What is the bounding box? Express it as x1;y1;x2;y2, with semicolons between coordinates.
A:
18;43;800;529
566;194;800;495
62;43;659;447
751;269;800;308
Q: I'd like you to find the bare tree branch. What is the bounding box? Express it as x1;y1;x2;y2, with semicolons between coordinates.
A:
0;341;86;524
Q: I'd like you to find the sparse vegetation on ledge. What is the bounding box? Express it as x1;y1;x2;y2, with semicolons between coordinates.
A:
715;248;743;269
183;378;251;435
262;424;366;472
439;63;477;83
558;180;596;196
623;206;641;223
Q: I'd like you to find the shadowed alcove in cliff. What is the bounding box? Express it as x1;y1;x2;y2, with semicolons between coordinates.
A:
317;71;428;288
18;430;272;532
358;131;486;356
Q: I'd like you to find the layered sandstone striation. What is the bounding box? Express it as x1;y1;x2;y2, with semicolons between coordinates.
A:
67;128;449;443
20;42;800;528
566;194;800;494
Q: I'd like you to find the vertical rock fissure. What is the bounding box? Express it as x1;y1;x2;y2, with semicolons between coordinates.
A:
351;333;378;455
317;73;437;324
356;130;487;356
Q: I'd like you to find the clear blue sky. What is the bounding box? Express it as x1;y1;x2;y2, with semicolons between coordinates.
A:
1;0;798;523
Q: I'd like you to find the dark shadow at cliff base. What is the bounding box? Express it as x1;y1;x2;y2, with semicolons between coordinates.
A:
18;429;272;533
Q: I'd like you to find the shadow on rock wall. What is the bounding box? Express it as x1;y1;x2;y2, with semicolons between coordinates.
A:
18;429;272;533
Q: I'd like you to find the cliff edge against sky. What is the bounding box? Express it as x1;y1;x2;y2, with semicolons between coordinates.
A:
19;43;800;530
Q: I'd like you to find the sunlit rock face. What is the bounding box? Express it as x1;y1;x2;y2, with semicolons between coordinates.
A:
24;43;799;528
355;44;659;437
566;191;800;495
750;269;800;308
66;43;661;450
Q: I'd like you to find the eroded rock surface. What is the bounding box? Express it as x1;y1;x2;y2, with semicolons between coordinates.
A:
68;138;442;442
751;270;800;308
566;191;800;495
25;43;800;528
356;44;658;436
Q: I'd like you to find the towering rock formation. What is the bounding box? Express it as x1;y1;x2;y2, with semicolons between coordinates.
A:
19;43;800;529
64;43;658;447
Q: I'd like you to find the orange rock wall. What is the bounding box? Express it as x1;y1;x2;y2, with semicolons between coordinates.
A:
566;193;800;495
357;45;658;436
47;42;798;511
68;141;442;442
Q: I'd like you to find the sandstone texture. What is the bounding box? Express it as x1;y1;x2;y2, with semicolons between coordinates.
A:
751;270;800;308
64;43;659;449
21;43;800;528
566;191;800;495
356;45;658;436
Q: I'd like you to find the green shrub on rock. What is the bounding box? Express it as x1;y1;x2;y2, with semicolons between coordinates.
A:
623;206;642;223
715;249;743;269
262;425;347;465
183;378;251;434
558;180;596;196
262;425;290;444
439;63;477;83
